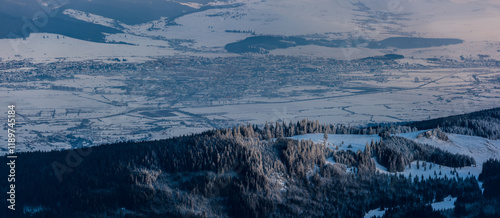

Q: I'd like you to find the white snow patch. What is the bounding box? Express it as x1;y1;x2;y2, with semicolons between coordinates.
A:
431;195;457;211
178;2;203;9
364;195;456;217
364;208;387;218
375;159;479;181
374;158;388;174
288;133;381;152
397;130;500;178
397;131;500;165
0;33;200;63
63;9;122;29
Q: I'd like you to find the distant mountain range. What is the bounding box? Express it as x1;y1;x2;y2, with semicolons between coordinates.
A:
2;0;499;60
0;0;220;42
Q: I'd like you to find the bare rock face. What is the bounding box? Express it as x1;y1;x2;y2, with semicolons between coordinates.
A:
417;128;450;141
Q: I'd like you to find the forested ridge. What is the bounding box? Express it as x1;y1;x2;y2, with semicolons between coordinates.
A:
1;108;499;217
408;107;500;140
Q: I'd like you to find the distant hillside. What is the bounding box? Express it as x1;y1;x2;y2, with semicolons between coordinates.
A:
0;0;221;42
0;11;122;43
408;107;500;140
224;35;463;54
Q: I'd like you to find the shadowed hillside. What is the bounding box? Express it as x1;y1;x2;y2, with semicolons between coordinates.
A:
1;109;499;217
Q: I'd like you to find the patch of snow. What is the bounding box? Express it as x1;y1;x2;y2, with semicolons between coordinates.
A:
288;133;381;152
375;158;480;180
397;130;500;173
364;195;456;217
63;9;122;29
395;130;428;140
0;33;204;63
377;130;499;188
364;208;387;218
178;2;203;9
374;158;388;174
431;195;457;211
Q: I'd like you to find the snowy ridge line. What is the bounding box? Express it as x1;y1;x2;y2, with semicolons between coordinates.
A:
177;2;203;9
398;130;500;166
63;9;123;30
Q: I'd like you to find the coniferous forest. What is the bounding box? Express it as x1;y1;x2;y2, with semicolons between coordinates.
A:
1;108;499;217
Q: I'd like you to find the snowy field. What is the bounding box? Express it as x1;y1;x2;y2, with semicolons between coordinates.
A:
432;196;457;211
398;131;500;165
0;75;213;155
364;195;457;218
289;133;381;152
374;131;500;181
0;65;499;155
287;130;500;185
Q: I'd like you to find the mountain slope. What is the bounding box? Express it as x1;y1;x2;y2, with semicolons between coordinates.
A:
1;109;499;217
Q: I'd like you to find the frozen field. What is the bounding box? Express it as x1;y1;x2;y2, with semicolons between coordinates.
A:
288;130;500;182
377;132;500;185
289;133;381;152
364;195;457;217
